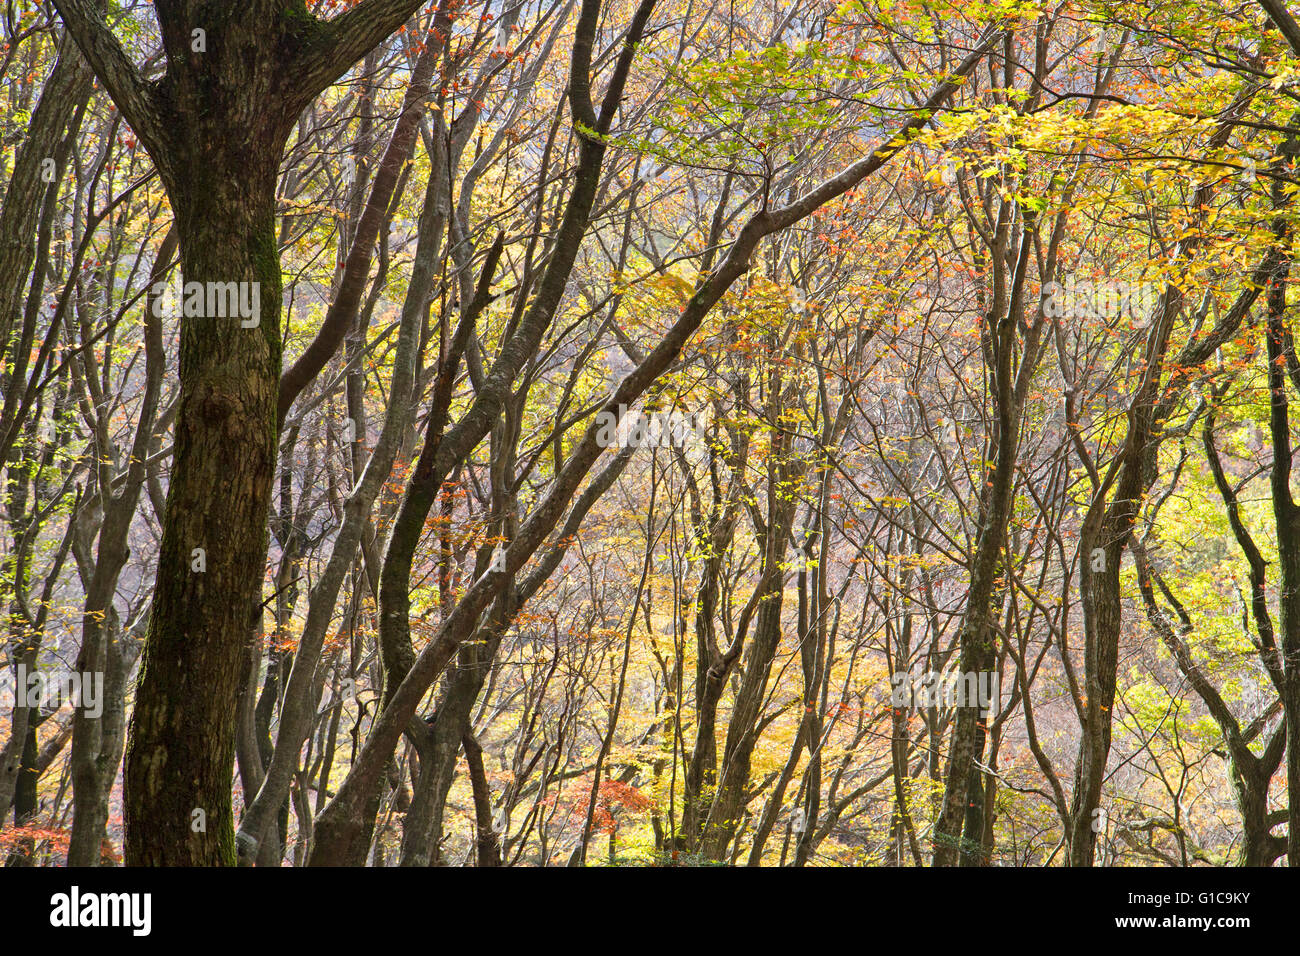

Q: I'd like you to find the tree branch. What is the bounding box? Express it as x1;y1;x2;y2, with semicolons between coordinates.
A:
277;0;454;425
1258;0;1300;57
287;0;433;109
50;0;167;159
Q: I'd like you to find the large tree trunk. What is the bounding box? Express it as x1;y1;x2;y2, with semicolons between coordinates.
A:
53;0;432;866
124;159;284;865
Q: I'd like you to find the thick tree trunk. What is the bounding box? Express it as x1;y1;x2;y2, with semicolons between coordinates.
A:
53;0;434;868
124;156;284;865
1235;762;1287;866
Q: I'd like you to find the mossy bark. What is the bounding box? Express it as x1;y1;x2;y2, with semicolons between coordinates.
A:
124;161;283;866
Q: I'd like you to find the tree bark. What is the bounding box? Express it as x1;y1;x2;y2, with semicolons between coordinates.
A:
53;0;433;865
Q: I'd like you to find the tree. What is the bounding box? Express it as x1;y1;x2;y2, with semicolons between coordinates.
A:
52;0;437;866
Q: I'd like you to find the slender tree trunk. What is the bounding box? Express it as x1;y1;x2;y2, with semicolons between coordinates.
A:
463;731;501;867
933;211;1027;866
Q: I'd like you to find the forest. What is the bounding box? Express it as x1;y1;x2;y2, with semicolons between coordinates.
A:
2;0;1300;869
